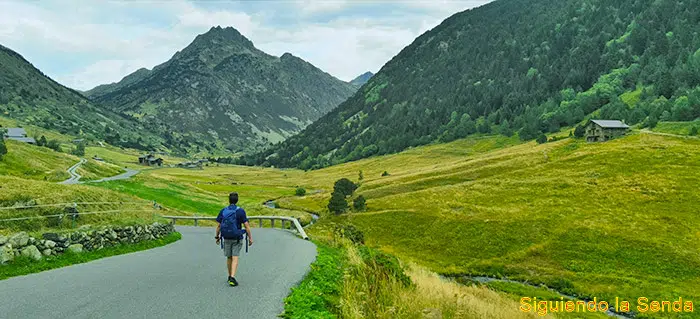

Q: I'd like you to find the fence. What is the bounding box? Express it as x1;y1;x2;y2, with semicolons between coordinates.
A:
161;215;309;240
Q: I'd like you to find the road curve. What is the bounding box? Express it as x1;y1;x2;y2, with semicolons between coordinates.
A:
59;159;86;185
0;227;317;319
84;168;140;184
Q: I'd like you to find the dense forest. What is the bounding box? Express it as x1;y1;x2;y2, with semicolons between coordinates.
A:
240;0;700;169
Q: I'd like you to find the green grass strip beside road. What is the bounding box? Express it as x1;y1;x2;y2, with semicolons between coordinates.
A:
0;232;181;280
282;242;345;319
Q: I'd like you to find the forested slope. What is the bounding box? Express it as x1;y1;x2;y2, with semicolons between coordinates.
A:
242;0;700;169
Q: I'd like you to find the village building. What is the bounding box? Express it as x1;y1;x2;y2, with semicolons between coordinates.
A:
585;120;630;142
3;128;36;144
138;154;163;167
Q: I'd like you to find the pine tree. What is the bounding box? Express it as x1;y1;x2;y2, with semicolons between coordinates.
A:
536;134;548;144
38;135;47;147
328;191;348;215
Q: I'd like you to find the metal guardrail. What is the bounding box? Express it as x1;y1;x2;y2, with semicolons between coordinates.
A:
161;215;309;240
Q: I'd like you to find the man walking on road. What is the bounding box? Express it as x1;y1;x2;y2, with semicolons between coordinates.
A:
215;192;253;286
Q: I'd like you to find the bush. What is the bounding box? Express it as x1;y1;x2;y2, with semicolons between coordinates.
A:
573;125;586;138
46;139;61;152
381;171;390;177
353;195;366;211
536;134;548;144
295;187;306;196
334;224;365;245
690;126;698;136
72;143;86;156
0;138;7;161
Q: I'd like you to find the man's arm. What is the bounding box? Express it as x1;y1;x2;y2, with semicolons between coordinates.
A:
215;223;221;244
244;222;253;246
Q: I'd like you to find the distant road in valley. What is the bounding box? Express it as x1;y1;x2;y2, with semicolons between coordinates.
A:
0;227;317;319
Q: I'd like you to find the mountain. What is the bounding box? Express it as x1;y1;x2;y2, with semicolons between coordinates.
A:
0;44;165;151
86;26;357;154
349;72;374;87
242;0;700;169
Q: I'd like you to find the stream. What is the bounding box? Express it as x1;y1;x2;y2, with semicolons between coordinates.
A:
448;275;634;318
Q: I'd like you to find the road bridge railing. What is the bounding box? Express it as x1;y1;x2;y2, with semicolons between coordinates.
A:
161;215;309;240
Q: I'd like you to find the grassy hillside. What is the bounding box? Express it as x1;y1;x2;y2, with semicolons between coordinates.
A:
652;120;700;136
319;132;700;317
0;140;124;182
0;176;173;235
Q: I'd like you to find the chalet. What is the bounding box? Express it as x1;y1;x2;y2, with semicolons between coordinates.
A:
138;154;163;167
3;128;36;144
92;155;105;162
585;120;630;142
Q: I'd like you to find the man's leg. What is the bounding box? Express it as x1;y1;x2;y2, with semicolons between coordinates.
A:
230;256;239;277
226;257;233;277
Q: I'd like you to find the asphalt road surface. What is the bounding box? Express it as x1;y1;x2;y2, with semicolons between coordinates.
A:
85;168;140;183
59;159;86;185
0;227;317;319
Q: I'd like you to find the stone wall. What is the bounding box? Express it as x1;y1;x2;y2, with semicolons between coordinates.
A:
0;222;175;264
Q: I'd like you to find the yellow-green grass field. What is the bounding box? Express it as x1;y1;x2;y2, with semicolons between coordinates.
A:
0;176;196;236
92;168;315;225
652;120;700;136
85;145;190;169
0;140;125;182
332;133;700;318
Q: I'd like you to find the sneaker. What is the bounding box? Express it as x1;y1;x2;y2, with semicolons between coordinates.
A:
229;277;239;287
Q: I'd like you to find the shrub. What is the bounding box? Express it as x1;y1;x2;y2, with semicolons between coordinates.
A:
353;195;366;211
690;126;698;136
381;171;390;177
334;224;365;245
0;138;6;161
536;134;548;144
295;187;306;196
72;143;86;156
573;125;585;138
46;139;61;152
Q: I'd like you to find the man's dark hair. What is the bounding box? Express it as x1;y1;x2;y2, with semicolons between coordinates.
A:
229;192;239;204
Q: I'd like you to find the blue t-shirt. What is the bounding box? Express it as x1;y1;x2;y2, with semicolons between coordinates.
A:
216;205;249;228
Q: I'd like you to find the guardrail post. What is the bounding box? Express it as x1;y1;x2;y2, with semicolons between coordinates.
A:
282;220;286;229
194;216;198;227
258;218;262;228
271;219;275;228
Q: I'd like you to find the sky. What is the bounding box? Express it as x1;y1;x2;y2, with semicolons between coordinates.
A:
0;0;492;91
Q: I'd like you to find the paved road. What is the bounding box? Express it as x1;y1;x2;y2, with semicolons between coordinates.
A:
84;168;140;184
59;159;86;185
0;227;317;319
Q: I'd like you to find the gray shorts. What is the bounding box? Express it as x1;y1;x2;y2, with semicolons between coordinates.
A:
223;238;243;257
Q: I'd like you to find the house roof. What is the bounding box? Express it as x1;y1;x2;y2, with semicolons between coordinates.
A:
5;128;27;137
590;120;629;129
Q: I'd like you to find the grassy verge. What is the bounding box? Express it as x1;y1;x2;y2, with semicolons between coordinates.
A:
283;235;569;319
0;231;181;280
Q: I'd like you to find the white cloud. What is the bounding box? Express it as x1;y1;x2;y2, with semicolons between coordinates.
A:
0;0;492;90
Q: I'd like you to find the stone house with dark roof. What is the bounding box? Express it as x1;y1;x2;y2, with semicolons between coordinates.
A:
585;120;630;142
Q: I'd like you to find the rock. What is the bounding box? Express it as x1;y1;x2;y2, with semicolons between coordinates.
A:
0;235;8;245
43;233;67;243
67;244;83;253
42;249;52;256
9;232;29;248
21;245;42;261
78;225;91;231
0;244;13;264
29;237;36;245
45;240;56;248
107;231;118;240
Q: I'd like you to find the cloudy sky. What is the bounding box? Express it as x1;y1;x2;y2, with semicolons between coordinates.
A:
0;0;491;91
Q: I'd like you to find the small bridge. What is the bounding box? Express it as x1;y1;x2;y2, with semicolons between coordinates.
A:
162;215;309;240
